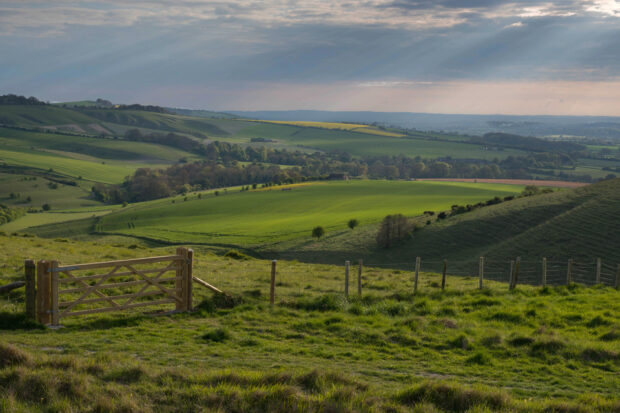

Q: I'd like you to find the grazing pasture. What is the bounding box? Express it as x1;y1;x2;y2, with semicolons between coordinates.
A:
0;235;618;412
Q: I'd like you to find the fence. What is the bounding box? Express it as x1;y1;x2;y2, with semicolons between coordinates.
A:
26;247;193;326
9;252;620;324
265;256;620;304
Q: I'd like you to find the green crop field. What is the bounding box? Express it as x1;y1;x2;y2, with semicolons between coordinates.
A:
25;180;523;248
0;236;618;412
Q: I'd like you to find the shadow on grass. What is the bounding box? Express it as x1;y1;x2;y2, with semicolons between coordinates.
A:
0;312;44;330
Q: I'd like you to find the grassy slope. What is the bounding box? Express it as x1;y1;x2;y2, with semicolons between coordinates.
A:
277;179;620;272
0;127;197;162
0;172;99;210
0;236;618;412
84;181;523;247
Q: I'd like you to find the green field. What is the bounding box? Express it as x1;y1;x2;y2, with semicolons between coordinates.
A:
272;179;619;270
0;236;618;412
80;181;522;247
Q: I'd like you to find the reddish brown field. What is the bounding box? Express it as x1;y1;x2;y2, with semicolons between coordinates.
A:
417;178;588;188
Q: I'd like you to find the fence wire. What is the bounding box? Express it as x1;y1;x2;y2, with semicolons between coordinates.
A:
201;257;619;302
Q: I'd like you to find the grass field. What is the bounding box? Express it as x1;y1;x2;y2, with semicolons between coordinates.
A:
70;180;524;247
0;236;618;412
0;127;197;162
271;179;620;270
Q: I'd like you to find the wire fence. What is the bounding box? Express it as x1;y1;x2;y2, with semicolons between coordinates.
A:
205;257;620;303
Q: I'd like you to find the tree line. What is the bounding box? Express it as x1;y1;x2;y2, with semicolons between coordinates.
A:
91;140;577;203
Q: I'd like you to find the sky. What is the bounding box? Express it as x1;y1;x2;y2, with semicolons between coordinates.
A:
0;0;619;116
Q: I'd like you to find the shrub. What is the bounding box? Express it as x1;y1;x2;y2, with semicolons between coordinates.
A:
347;218;359;230
312;226;325;240
42;203;51;211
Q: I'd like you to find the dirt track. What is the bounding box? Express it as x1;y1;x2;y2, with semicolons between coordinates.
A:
416;178;588;188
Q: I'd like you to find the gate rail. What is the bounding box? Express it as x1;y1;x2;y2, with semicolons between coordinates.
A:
34;247;193;326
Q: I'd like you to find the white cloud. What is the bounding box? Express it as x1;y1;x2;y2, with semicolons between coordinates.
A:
504;21;524;28
586;0;620;16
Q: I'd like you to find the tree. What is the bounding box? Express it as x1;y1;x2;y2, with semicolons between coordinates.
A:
312;226;325;240
376;214;413;248
347;219;359;230
42;204;51;211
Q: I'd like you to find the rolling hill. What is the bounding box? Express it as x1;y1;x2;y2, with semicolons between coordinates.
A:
274;179;620;277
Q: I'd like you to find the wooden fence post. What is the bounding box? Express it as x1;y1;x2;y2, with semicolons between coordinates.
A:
414;257;420;294
478;257;484;289
270;260;276;305
615;264;620;290
441;259;447;290
24;260;36;320
186;249;194;311
509;260;515;290
595;258;601;285
542;258;547;287
176;247;187;311
50;261;59;326
36;260;50;325
511;257;521;290
357;260;363;296
344;261;350;298
566;259;573;285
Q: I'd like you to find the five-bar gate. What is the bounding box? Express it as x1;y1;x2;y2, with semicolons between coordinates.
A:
35;247;193;326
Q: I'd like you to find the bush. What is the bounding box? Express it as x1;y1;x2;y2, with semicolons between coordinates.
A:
42;203;51;211
312;226;325;240
347;219;359;230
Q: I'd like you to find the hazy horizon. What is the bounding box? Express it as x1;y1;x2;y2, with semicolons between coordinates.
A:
2;1;619;116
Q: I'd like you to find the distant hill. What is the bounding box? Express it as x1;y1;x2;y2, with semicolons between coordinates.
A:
166;107;239;119
229;110;620;140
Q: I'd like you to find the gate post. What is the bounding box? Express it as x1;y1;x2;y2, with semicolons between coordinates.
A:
50;261;59;326
176;247;188;311
36;260;51;325
186;249;194;311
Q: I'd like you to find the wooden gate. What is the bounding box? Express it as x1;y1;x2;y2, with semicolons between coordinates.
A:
35;247;193;326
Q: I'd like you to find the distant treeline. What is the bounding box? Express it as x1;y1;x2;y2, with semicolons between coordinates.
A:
472;133;586;153
115;104;169;113
91;142;578;203
0;94;47;106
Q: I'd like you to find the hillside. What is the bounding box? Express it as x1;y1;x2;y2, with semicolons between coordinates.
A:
0;235;618;412
17;181;523;245
276;179;620;275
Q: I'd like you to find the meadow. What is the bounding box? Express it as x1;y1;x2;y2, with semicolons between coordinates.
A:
87;180;524;247
0;235;618;412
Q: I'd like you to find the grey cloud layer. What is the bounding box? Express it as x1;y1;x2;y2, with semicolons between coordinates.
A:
0;0;618;105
